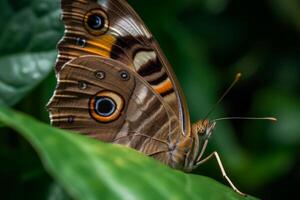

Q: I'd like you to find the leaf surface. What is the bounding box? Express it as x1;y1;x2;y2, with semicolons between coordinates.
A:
0;106;257;200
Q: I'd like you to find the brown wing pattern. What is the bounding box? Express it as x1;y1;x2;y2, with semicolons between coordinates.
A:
57;0;190;135
48;56;191;168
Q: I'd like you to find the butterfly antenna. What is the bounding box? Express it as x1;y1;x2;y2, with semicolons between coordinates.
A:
212;117;277;123
204;73;242;119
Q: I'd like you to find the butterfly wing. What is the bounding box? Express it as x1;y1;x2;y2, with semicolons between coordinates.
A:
57;0;191;135
48;55;191;168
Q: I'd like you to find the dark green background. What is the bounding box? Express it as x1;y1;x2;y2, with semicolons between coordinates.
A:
0;0;299;199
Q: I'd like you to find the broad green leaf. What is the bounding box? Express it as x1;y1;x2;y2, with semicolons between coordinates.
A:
0;106;257;200
0;51;56;106
0;0;62;106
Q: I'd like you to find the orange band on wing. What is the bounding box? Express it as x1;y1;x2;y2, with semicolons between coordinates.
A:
85;35;117;58
154;78;173;94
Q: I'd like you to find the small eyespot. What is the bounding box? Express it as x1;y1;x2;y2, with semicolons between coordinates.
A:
67;116;75;124
120;70;130;81
84;9;109;36
76;37;86;47
95;71;105;80
78;81;87;90
89;91;124;123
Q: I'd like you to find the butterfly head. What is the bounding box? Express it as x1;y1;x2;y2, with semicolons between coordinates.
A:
182;120;216;171
192;120;216;140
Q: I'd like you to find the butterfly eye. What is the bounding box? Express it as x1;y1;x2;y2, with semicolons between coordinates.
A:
84;9;109;35
89;91;124;123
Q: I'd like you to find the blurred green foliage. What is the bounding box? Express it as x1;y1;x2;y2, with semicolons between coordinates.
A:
0;0;299;199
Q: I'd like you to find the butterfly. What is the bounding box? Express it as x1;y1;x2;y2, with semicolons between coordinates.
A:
48;0;246;195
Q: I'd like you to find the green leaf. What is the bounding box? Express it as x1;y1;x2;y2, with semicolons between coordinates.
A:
0;106;257;200
0;0;62;106
0;51;56;106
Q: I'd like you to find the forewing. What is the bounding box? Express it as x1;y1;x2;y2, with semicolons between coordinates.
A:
58;0;190;135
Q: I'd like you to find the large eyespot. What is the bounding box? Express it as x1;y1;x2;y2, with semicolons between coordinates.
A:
94;97;116;117
89;91;124;123
84;9;109;36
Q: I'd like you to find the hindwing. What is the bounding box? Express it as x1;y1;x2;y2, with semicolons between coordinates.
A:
48;55;191;168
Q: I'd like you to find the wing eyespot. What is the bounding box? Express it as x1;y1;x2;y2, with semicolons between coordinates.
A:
119;70;130;81
76;37;87;48
94;97;116;116
67;116;75;124
89;91;124;123
84;9;109;36
78;81;88;90
95;71;105;80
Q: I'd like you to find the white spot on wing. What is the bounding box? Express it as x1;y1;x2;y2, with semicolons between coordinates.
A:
133;51;156;71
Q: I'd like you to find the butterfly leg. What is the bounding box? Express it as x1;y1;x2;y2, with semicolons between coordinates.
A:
195;151;246;196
